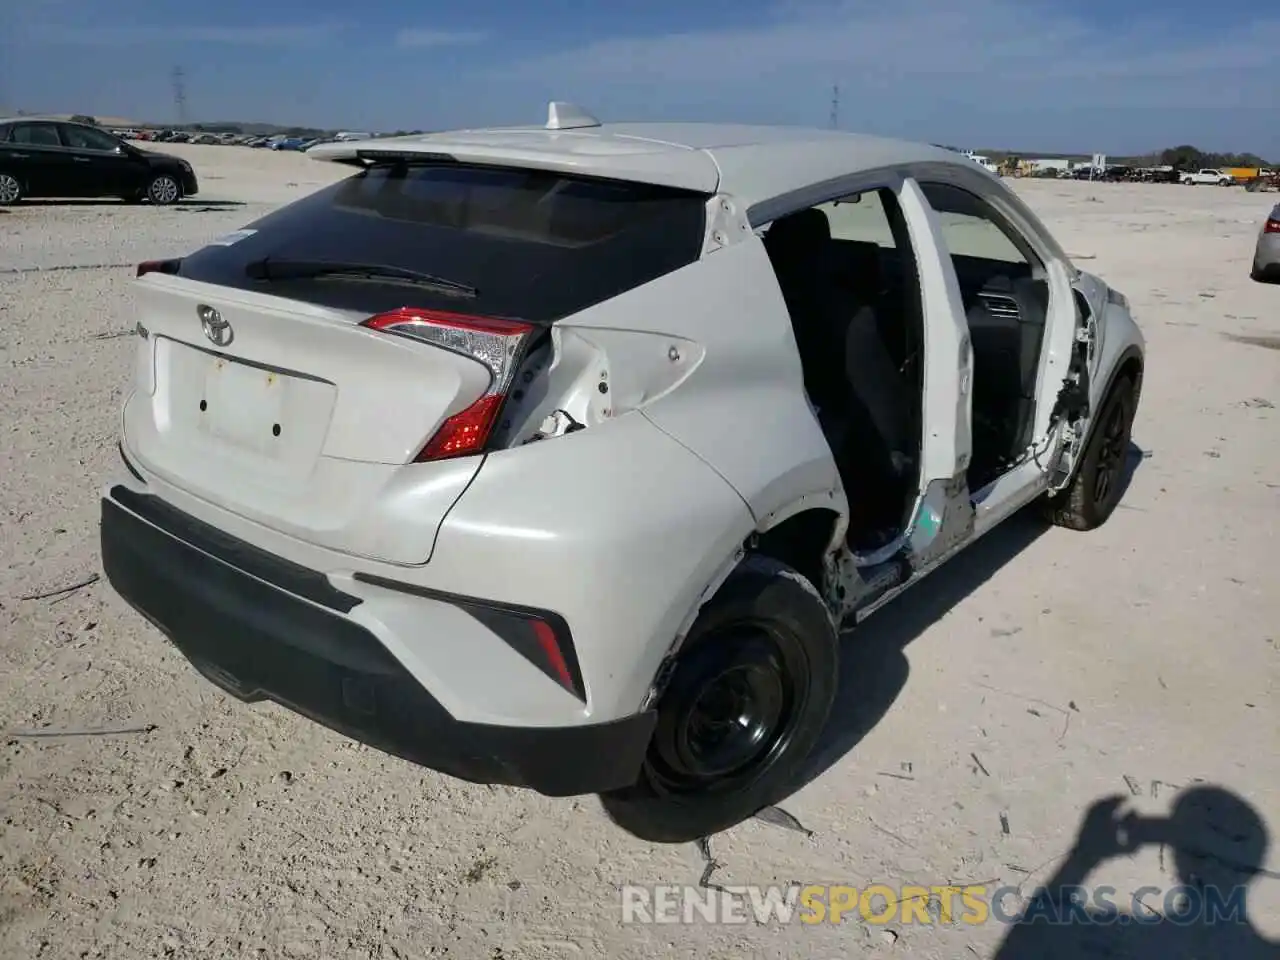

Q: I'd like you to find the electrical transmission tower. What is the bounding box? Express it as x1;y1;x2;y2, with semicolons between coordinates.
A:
172;66;187;125
829;84;839;129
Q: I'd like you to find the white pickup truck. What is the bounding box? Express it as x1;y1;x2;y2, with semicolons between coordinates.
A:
1180;168;1234;186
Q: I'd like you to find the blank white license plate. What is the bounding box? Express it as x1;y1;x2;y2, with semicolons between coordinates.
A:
199;356;288;455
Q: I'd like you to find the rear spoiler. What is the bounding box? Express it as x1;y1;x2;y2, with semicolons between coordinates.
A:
306;135;721;194
315;147;460;169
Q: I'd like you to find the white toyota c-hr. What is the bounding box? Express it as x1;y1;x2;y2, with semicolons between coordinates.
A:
101;104;1144;843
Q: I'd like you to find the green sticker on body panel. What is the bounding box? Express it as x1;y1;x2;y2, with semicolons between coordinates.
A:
915;503;942;542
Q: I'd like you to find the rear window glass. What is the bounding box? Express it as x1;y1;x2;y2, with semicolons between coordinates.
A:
178;162;708;323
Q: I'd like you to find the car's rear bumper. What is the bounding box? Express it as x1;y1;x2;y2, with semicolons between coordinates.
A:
99;487;655;796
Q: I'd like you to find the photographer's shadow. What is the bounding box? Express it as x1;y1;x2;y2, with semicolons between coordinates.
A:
996;786;1278;959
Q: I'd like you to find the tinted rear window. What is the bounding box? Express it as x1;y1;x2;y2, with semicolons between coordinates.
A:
179;162;708;323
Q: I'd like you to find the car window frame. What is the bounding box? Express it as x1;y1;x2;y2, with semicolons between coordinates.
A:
750;167;924;279
749;159;1072;277
914;180;1045;271
809;189;902;249
9;122;66;149
58;123;124;153
906;162;1071;271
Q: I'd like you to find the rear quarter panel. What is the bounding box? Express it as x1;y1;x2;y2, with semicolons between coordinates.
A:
558;235;844;531
428;411;756;722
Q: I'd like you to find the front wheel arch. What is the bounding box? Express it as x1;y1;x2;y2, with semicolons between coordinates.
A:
1042;365;1140;530
1096;347;1144;419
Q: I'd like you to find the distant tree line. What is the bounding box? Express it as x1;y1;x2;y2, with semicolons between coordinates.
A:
932;141;1276;168
1156;145;1272;169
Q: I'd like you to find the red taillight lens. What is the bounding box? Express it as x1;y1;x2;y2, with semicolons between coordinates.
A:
1265;218;1280;234
418;393;505;460
362;307;534;462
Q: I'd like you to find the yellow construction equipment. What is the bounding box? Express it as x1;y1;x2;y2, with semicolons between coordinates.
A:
998;156;1030;178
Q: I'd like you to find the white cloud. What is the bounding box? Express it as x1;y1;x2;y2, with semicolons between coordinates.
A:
23;23;342;47
395;29;488;49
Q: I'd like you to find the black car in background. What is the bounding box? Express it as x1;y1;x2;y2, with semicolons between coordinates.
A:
0;118;198;205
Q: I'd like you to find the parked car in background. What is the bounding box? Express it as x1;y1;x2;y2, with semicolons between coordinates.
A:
270;138;308;151
1252;203;1280;282
101;103;1144;843
0;117;197;205
1180;168;1234;186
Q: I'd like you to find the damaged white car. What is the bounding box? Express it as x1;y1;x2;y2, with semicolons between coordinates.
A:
100;104;1144;843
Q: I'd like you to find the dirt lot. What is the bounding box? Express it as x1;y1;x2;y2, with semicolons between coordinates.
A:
1;144;1277;959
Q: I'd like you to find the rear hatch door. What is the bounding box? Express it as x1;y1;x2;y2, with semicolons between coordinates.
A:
124;158;708;564
125;274;491;565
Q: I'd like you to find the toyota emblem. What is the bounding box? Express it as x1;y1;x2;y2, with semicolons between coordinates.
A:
198;304;232;346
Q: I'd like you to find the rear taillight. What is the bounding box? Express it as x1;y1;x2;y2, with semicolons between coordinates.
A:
1265;218;1280;234
362;307;534;462
135;258;181;278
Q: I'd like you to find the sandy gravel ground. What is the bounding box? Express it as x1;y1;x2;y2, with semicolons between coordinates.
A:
1;144;1277;959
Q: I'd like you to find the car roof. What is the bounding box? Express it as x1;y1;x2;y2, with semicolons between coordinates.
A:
307;119;964;209
0;117;96;130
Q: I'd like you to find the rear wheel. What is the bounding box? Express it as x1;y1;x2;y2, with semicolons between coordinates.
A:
1041;375;1137;530
0;172;23;205
147;174;181;205
602;556;838;843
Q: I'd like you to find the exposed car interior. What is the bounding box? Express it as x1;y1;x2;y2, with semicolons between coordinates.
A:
762;190;924;551
919;182;1050;490
764;183;1052;549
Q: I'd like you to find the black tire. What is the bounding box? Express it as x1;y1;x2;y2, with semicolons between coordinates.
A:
1041;375;1137;531
0;171;23;205
146;174;181;206
601;555;838;843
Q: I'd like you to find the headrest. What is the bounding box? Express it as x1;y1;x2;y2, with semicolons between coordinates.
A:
764;208;832;256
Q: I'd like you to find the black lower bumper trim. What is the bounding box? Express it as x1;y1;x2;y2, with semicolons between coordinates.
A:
99;494;655;796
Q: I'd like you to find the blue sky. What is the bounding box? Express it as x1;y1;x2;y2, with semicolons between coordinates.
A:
4;0;1278;157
